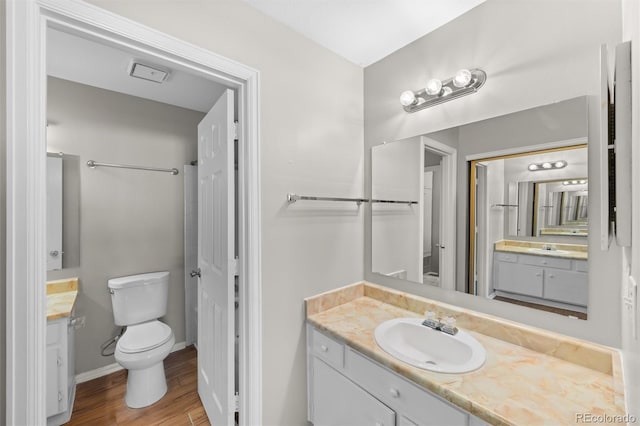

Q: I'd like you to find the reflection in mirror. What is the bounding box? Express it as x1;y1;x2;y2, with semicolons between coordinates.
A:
470;145;588;320
46;151;81;272
369;97;590;320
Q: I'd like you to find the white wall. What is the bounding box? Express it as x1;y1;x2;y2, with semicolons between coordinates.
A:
46;77;204;374
0;0;7;419
84;1;364;424
371;136;423;281
364;0;623;346
621;0;640;418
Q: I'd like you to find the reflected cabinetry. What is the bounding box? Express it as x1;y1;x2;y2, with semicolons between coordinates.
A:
493;252;587;311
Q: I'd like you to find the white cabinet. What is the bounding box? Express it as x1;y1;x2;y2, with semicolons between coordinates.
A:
307;325;489;426
493;251;587;310
46;315;76;426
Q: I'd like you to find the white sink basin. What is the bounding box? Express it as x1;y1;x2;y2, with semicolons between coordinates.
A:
526;248;571;255
374;318;486;374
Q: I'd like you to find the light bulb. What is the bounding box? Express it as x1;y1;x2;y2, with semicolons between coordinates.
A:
572;180;579;184
563;181;570;185
579;180;587;184
554;161;566;168
453;69;472;88
425;78;443;96
542;162;552;169
400;90;417;107
528;164;539;171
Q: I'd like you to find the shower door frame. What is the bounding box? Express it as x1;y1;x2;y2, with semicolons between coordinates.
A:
5;1;262;424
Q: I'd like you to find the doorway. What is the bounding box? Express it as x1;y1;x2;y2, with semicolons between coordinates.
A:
6;1;261;424
420;137;457;291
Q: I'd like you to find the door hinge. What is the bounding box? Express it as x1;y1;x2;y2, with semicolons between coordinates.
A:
234;392;239;412
232;257;239;277
233;121;239;141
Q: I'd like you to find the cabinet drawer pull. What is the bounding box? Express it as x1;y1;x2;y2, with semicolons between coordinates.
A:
389;387;400;398
542;260;547;265
549;274;555;278
320;344;328;352
535;273;541;277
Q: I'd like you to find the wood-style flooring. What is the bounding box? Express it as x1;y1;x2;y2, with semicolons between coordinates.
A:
67;345;210;425
494;295;588;320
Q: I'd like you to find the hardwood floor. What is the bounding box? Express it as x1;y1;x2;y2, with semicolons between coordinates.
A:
494;296;588;320
67;346;210;425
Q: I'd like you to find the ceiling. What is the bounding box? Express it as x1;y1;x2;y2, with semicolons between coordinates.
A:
241;0;486;67
47;28;226;113
47;1;485;110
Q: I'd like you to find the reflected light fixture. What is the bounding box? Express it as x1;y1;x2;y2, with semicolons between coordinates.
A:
528;160;567;171
563;179;587;186
400;68;487;113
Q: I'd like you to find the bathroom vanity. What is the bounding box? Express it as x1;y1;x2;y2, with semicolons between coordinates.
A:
492;240;588;313
306;282;625;426
46;279;78;426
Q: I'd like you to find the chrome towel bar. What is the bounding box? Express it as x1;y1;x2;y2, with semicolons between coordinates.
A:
87;160;179;175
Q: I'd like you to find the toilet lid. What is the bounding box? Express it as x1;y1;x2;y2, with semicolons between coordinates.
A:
118;321;173;354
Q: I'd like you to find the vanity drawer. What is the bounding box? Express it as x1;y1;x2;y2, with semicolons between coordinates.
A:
575;260;588;272
521;255;571;270
494;252;518;263
309;327;344;369
345;348;468;426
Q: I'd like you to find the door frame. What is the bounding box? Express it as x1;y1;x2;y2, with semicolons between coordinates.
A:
5;1;262;424
421;137;457;291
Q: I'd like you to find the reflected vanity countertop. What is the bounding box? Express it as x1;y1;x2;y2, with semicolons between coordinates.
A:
305;282;624;426
494;240;588;260
46;277;78;320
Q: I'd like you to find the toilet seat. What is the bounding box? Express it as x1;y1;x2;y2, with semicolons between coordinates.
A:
118;321;173;354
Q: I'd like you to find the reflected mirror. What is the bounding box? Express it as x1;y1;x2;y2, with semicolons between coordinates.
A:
370;96;589;320
46;151;81;272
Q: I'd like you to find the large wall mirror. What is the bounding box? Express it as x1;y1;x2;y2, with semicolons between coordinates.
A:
370;96;590;320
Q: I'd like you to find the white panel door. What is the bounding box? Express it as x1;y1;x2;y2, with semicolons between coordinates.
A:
197;89;235;425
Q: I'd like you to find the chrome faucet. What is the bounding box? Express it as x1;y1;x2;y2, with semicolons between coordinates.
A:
421;311;458;335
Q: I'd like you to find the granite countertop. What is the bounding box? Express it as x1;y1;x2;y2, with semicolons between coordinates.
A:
494;240;588;260
47;278;78;320
305;282;624;426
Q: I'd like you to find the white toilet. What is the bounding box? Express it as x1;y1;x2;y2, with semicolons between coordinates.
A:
108;271;175;408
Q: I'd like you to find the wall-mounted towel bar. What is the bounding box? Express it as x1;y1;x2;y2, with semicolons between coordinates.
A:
491;204;518;208
286;193;418;206
371;199;418;205
87;160;179;175
287;193;369;205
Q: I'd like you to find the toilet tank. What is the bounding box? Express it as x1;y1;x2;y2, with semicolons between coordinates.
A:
108;271;169;326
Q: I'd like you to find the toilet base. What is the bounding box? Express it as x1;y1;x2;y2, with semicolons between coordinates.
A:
125;361;168;408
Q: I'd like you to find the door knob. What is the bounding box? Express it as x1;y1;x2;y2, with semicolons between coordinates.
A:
190;268;201;278
49;250;60;257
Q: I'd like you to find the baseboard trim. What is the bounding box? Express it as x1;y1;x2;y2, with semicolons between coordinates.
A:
75;341;188;384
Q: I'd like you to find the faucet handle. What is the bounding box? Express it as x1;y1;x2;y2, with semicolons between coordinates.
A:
440;316;458;335
422;311;439;328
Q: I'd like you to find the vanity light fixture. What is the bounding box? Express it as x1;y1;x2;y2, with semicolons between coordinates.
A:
563;179;587;186
400;68;487;113
527;160;567;171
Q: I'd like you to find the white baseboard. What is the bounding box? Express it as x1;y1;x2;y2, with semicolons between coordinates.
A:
75;341;188;384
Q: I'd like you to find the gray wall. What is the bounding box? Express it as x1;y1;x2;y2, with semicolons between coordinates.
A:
85;1;364;424
46;77;205;374
364;0;623;347
1;0;6;420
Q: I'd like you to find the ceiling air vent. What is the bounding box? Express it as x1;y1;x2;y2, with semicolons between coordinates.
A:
128;61;169;83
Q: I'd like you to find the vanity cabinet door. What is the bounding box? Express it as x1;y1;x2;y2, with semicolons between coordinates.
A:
311;357;396;426
46;345;63;417
543;269;588;306
494;261;543;297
